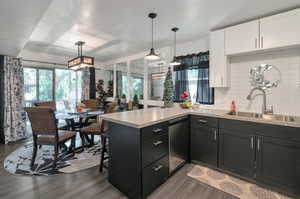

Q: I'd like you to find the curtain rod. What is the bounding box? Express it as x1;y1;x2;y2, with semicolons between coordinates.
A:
22;59;67;66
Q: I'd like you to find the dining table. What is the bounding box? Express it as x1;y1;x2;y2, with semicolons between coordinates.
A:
55;109;104;151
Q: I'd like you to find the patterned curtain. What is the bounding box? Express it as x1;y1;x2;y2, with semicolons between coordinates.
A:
3;56;26;143
81;69;90;100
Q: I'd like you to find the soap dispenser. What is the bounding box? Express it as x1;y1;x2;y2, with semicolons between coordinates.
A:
230;100;237;115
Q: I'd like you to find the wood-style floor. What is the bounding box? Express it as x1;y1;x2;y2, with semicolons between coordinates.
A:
0;141;237;199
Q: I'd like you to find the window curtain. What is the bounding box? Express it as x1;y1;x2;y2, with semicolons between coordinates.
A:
173;51;214;104
174;70;189;102
196;68;214;104
81;69;90;100
3;56;26;143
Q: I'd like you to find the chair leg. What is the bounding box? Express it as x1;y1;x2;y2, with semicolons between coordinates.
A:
80;133;86;147
53;144;59;169
99;135;107;172
71;137;76;155
31;139;38;169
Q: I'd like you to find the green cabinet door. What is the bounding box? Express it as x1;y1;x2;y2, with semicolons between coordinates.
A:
191;124;218;166
219;129;255;178
256;136;300;195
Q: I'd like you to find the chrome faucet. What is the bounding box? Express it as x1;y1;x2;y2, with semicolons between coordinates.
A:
246;87;273;115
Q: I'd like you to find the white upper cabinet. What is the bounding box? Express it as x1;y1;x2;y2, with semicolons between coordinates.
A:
260;9;300;50
210;29;229;87
225;20;260;55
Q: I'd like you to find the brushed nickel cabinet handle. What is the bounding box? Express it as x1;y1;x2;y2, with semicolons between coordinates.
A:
152;128;162;134
251;137;254;149
214;129;217;140
257;138;261;151
153;165;163;171
198;119;207;124
261;37;264;48
153;140;163;146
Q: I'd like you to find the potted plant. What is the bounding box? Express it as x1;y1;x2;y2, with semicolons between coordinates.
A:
133;94;139;109
96;79;107;109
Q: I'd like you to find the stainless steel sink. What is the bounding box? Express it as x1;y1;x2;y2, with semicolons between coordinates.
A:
226;112;300;123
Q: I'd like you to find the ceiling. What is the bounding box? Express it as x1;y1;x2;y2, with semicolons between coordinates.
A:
1;0;300;64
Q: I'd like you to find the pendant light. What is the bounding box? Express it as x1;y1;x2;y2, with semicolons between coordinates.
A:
145;13;160;60
68;41;94;70
169;27;180;66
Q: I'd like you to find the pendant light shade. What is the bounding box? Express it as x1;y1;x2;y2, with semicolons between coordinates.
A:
68;41;94;70
169;27;181;66
146;13;160;60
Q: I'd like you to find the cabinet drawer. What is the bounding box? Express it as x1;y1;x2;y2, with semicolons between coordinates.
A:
142;156;169;198
142;133;168;167
141;122;168;142
191;115;218;128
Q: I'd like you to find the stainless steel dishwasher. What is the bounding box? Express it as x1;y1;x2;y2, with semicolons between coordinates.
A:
168;116;189;173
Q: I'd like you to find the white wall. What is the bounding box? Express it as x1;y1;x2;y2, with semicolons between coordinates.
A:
213;48;300;116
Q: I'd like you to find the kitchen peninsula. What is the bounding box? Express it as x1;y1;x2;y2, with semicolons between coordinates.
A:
101;107;300;199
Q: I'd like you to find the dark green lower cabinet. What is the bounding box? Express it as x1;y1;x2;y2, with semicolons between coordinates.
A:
219;129;255;178
142;156;169;198
191;126;218;166
256;136;300;194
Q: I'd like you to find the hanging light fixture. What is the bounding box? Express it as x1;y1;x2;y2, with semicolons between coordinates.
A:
145;13;160;60
169;27;180;66
68;41;94;70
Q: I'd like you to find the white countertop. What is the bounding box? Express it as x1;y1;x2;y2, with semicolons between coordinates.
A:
100;107;300;128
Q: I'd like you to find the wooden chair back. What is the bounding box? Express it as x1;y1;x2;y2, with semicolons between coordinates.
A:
82;99;99;111
100;102;118;132
25;107;58;136
105;102;118;114
34;101;56;111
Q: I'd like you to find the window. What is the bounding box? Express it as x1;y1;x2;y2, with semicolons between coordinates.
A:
38;69;53;101
24;68;37;106
131;76;143;99
173;52;214;104
23;67;82;109
55;69;82;110
120;75;144;100
187;69;199;103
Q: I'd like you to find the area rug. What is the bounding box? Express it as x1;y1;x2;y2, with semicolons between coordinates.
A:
4;141;104;176
187;165;292;199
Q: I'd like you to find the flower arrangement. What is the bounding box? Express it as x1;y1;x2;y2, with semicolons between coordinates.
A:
180;91;192;109
77;103;86;112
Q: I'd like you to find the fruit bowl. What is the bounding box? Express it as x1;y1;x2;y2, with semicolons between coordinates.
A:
180;102;192;109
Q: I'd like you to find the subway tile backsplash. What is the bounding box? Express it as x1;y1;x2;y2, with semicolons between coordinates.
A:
210;48;300;116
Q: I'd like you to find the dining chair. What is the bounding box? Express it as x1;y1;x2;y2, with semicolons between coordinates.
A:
25;107;77;170
79;102;118;172
34;101;56;110
34;101;70;130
